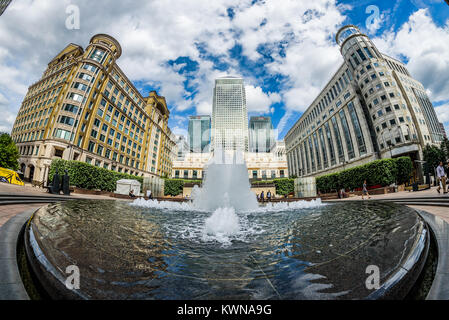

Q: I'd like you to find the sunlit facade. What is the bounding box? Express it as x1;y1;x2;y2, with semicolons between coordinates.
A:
212;77;249;152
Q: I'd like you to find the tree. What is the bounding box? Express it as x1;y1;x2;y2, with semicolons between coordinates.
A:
0;133;20;171
423;144;445;175
440;137;449;161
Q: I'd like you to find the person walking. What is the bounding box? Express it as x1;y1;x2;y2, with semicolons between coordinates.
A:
260;190;265;202
267;190;271;201
436;161;447;194
361;180;371;200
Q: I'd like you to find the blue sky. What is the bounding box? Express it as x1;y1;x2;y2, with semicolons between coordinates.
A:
0;0;448;140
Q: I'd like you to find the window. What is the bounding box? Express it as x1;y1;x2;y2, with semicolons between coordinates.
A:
339;109;355;159
363;47;373;58
88;141;95;152
351;53;360;66
59;116;75;126
331;117;345;163
90;49;105;62
347;102;366;155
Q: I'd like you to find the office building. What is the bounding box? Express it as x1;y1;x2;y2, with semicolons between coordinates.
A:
0;0;12;16
212;77;249;152
11;34;176;183
284;25;444;182
188;115;211;153
249;116;275;153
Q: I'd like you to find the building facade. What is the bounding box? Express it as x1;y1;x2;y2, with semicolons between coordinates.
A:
212;77;249;152
0;0;12;16
171;145;288;181
188;115;211;153
175;135;190;160
249;116;275;153
440;123;447;139
284;25;444;182
11;34;176;184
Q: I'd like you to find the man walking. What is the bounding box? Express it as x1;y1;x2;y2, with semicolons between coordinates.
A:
436;161;447;194
267;190;271;201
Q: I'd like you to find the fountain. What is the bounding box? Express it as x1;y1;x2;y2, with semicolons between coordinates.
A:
23;150;430;300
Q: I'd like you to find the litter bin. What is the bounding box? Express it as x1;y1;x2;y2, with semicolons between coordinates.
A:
412;182;419;192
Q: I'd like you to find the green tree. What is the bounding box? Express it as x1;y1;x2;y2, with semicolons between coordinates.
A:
423;144;445;175
0;132;20;171
440;137;449;161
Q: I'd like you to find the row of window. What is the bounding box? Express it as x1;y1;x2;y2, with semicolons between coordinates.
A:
289;102;366;175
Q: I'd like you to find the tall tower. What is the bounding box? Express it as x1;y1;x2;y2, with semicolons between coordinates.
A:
249;116;274;153
0;0;12;16
212;77;248;152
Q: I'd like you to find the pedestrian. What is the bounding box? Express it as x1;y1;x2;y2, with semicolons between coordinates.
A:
436;161;447;194
267;190;271;201
129;189;136;198
361;180;371;200
260;190;264;202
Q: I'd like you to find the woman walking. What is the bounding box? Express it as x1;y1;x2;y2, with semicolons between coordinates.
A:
362;180;371;200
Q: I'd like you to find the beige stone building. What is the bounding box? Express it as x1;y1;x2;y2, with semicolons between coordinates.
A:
11;34;176;184
171;141;288;181
285;25;444;182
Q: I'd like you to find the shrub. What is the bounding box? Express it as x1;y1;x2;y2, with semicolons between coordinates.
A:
273;178;294;196
163;179;201;196
316;157;413;193
49;159;143;192
163;179;184;196
395;156;413;185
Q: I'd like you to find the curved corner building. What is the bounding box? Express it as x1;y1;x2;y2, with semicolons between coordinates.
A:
284;25;444;181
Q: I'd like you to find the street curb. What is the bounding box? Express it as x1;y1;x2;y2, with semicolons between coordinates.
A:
0;208;36;300
416;210;449;300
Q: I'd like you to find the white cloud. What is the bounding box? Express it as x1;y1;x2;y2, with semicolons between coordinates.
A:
245;85;280;113
374;9;449;102
0;92;17;132
435;104;449;123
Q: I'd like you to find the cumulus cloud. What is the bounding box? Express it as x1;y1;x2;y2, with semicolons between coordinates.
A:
435;104;449;123
3;0;446;139
374;9;449;102
0;0;350;134
245;85;280;113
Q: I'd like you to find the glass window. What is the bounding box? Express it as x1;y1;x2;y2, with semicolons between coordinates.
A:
331;116;345;163
347;102;367;155
339;109;355;159
318;128;328;168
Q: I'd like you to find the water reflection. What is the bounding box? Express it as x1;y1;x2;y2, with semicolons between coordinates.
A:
30;200;423;299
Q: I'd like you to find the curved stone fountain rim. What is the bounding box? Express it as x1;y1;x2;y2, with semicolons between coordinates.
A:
415;210;449;300
0;208;35;300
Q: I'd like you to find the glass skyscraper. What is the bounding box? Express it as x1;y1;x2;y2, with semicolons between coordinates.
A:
188;115;211;153
249;116;274;153
212;77;248;152
0;0;12;16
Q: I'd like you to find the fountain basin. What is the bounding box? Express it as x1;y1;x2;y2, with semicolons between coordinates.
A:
24;199;428;299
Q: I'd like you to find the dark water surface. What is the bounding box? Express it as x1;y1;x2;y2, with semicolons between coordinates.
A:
29;200;425;299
